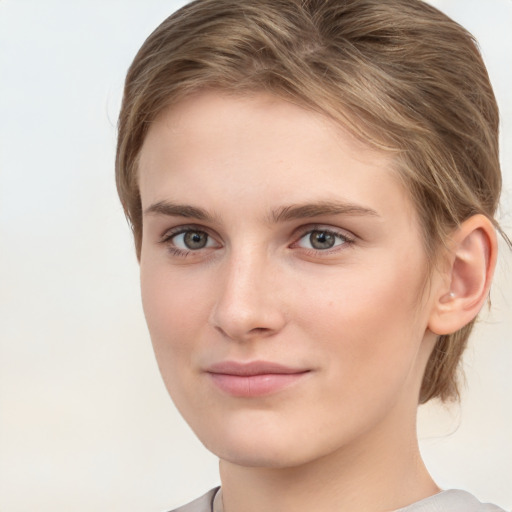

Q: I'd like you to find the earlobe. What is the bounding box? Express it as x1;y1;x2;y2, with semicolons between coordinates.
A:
428;215;498;336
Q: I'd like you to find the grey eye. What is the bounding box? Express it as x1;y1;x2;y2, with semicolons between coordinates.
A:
296;229;349;251
184;231;208;249
309;231;336;250
173;230;214;250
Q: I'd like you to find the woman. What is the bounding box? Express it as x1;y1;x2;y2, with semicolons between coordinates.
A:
116;0;509;510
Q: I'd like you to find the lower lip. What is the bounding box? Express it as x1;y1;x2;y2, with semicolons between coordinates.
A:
208;372;309;397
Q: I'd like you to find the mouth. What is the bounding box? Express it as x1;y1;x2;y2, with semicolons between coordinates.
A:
205;360;311;397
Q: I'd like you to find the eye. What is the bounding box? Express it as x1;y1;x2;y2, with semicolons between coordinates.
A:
295;229;352;251
166;228;219;251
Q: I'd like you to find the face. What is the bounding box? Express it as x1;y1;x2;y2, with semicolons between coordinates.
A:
138;91;438;468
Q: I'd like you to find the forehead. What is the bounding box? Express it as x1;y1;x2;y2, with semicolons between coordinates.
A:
138;91;416;224
145;90;379;157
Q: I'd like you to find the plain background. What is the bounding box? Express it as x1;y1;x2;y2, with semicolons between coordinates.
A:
0;1;511;511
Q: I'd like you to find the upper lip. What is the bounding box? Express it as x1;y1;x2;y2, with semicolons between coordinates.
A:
206;360;310;376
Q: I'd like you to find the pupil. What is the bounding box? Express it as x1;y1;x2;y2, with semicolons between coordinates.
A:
184;231;207;249
310;231;335;250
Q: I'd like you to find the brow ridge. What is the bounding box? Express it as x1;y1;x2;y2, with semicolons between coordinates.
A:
270;201;379;223
144;200;379;224
144;201;213;221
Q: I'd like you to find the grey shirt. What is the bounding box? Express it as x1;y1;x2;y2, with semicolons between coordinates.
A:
169;487;506;512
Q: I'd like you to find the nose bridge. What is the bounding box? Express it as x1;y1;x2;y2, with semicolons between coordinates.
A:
210;244;284;341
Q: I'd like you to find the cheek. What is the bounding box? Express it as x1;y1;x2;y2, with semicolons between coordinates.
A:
140;264;207;364
140;266;213;422
296;257;427;383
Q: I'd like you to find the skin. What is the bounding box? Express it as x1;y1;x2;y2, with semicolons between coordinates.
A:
137;91;486;511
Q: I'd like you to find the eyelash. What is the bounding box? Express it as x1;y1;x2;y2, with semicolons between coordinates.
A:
159;225;219;258
292;225;355;256
159;224;356;258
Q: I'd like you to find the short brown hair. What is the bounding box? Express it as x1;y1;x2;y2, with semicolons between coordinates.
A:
116;0;506;403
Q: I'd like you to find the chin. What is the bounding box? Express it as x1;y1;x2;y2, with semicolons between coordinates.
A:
197;420;335;469
211;440;307;469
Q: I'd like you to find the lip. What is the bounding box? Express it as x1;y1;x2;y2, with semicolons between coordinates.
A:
205;360;311;397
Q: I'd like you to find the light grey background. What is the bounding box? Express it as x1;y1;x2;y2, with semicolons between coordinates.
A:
0;1;511;511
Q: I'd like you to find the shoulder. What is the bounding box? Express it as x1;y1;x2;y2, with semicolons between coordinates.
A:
167;487;220;512
395;489;506;512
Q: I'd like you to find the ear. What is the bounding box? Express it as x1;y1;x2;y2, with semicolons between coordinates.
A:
428;214;498;336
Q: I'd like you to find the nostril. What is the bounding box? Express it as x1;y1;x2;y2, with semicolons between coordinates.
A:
213;322;278;342
249;327;272;335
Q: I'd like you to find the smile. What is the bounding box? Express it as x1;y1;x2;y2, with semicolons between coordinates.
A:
205;361;311;397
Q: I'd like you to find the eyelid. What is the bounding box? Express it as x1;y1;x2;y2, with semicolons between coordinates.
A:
293;223;356;239
160;223;219;242
159;224;223;257
291;224;356;252
157;222;355;258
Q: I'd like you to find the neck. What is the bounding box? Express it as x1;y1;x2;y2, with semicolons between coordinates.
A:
218;408;438;512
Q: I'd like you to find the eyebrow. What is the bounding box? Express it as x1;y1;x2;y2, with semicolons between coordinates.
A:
144;201;216;221
144;200;379;223
269;201;380;223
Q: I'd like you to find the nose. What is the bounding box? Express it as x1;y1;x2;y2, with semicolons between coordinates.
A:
209;248;287;342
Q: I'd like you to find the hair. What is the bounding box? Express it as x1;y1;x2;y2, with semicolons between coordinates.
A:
116;0;506;403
